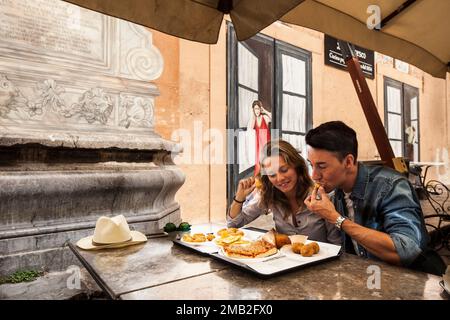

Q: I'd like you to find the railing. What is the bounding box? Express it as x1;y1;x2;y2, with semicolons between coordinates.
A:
410;162;449;251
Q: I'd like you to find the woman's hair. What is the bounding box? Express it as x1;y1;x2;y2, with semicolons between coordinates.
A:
252;100;263;109
257;140;313;219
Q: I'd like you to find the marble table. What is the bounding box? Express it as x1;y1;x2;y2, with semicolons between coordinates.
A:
69;228;449;300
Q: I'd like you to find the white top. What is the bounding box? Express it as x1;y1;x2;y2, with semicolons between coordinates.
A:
344;192;360;256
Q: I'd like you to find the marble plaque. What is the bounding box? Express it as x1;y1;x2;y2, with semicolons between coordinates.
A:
0;0;167;149
0;0;107;67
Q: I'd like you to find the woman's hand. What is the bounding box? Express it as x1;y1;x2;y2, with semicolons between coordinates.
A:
261;108;272;121
235;177;256;202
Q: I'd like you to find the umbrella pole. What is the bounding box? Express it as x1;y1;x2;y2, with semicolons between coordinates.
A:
338;41;408;173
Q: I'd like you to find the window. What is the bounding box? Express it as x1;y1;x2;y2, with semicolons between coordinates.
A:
384;77;420;161
226;23;312;205
276;42;312;156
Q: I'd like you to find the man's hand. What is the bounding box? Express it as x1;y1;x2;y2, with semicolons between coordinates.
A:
305;187;402;265
304;186;340;224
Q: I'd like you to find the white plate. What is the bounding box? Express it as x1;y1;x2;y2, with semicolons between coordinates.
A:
217;246;280;262
279;240;341;262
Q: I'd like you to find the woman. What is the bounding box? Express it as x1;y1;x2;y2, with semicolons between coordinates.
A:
247;100;272;175
228;140;341;244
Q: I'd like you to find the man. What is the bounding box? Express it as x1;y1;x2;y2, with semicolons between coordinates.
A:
304;121;445;275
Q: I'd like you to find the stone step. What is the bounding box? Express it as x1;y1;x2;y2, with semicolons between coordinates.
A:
0;247;78;277
0;168;184;229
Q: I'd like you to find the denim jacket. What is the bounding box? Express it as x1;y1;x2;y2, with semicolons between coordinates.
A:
333;163;429;266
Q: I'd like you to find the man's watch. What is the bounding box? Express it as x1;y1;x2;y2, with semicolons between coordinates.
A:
335;215;346;230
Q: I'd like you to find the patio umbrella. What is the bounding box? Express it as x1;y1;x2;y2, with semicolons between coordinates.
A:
62;0;303;45
63;0;449;79
280;0;449;79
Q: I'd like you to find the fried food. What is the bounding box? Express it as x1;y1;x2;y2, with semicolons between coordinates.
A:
217;228;244;238
182;234;193;242
293;242;321;257
206;233;215;241
300;244;315;257
292;242;304;254
214;235;249;246
255;177;263;189
313;183;322;200
223;239;277;259
275;233;291;249
309;241;320;254
182;233;207;243
262;229;291;248
217;228;227;237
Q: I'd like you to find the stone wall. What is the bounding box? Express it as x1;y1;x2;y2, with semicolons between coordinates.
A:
0;0;184;276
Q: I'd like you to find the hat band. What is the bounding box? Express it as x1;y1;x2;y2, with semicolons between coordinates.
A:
91;236;133;246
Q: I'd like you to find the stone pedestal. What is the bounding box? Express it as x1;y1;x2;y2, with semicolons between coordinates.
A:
0;0;184;275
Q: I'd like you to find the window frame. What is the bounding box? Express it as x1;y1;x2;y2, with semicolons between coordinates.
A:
275;40;313;152
383;76;420;161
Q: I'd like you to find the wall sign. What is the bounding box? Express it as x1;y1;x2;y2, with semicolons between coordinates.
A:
324;35;375;79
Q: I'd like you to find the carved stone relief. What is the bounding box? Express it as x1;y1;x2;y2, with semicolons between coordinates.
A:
120;23;164;81
119;94;154;129
0;73;157;129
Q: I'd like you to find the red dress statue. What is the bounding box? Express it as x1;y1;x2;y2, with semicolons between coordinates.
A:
254;116;271;175
248;101;272;176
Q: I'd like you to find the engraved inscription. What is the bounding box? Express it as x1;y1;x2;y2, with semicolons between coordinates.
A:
0;0;104;59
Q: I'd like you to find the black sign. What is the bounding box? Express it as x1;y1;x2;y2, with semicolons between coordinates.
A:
324;35;375;79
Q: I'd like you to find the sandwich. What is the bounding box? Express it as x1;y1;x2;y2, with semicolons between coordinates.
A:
222;239;277;259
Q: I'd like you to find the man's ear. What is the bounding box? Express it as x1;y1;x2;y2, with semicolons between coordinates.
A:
344;154;355;168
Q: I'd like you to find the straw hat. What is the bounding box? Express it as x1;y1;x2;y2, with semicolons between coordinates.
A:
76;215;147;250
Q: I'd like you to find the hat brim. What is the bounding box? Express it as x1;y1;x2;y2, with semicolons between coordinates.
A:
76;230;147;250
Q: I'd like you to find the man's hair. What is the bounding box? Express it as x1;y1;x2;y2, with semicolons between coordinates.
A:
305;121;358;163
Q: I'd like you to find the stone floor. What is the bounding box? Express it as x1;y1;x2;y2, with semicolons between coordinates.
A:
0;266;104;300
